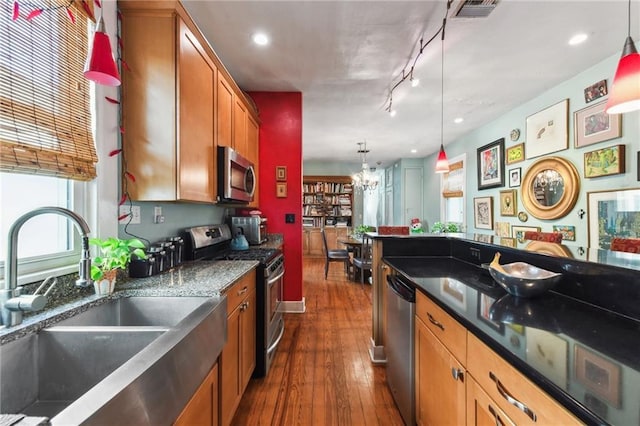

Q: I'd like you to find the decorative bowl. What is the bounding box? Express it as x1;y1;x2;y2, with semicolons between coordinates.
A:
488;252;562;298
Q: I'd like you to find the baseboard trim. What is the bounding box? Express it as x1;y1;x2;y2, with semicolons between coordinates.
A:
280;297;306;313
369;337;387;364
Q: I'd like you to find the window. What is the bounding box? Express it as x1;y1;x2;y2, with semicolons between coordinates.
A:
440;154;466;230
0;0;95;283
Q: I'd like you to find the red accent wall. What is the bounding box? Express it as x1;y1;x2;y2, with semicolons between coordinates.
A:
248;92;303;302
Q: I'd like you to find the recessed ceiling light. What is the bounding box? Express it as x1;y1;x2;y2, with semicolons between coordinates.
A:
411;78;420;88
389;110;397;117
568;33;588;46
411;149;417;154
252;33;270;46
454;117;464;124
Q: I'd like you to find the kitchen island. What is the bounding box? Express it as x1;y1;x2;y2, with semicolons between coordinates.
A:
371;234;640;425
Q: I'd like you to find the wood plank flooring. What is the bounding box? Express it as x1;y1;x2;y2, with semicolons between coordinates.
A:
232;257;404;426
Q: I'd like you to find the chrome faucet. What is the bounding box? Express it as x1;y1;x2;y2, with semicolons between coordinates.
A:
1;207;92;327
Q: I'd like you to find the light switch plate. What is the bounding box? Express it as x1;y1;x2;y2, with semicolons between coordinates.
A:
119;205;141;224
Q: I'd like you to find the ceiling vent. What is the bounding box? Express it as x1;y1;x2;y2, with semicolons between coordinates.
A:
453;0;498;18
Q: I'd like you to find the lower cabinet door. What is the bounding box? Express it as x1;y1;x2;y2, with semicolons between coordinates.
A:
467;376;515;426
174;363;219;426
221;306;241;426
415;318;465;426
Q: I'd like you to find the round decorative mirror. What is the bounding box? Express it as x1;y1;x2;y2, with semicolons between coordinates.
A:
521;157;579;220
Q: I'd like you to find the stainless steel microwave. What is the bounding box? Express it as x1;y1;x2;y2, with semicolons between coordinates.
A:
217;146;255;203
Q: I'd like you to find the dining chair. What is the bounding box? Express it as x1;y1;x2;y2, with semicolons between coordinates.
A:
321;228;351;279
352;235;373;284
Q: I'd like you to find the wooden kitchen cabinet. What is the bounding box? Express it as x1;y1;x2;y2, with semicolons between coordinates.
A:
415;296;465;426
217;72;234;150
174;363;219;426
303;227;324;257
120;6;215;202
246;115;260;207
467;376;515;426
220;269;256;426
233;97;248;157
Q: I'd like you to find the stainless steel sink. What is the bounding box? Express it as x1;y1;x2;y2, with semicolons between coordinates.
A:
56;296;210;327
0;295;227;424
1;327;167;418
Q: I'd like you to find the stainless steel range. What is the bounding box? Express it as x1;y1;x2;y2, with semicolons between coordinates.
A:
183;224;285;377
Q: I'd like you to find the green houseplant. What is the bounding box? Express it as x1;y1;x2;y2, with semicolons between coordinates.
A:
354;224;374;238
431;222;461;233
90;237;146;294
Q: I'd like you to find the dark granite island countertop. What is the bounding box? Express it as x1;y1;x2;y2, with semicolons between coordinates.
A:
384;255;640;426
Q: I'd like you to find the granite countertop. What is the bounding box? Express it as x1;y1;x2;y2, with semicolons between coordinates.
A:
0;260;258;344
384;256;640;426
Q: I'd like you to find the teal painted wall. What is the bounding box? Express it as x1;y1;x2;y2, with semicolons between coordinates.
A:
422;51;640;248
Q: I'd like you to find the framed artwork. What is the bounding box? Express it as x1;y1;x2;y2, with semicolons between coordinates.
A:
584;79;608;103
506;143;525;165
512;225;540;242
276;182;287;198
499;189;517;217
500;237;517;248
525;328;568;388
584;145;625;178
440;278;466;310
552;225;576;242
495;221;510;237
575;345;621;408
525;99;569;159
508;167;521;188
587;188;640;250
276;166;287;181
477;138;505;190
574;101;622;148
474;196;494;230
477;293;504;334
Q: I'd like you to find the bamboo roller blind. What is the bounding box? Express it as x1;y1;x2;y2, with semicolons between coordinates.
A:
442;160;464;198
0;0;98;181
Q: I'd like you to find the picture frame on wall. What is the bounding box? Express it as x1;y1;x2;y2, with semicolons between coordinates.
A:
506;143;525;165
583;79;608;103
473;196;494;230
584;145;625;178
575;345;621;408
508;167;521;188
276;182;287;198
587;188;640;250
574;101;622;148
552;225;576;242
276;166;287;181
525;99;569;159
499;190;517;217
477;138;505;190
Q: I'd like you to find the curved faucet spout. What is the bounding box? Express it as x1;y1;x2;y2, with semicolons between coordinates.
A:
2;207;92;327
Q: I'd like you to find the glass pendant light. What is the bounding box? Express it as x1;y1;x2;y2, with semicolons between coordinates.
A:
435;16;449;174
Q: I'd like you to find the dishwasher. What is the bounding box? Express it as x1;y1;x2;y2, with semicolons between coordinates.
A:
386;273;416;426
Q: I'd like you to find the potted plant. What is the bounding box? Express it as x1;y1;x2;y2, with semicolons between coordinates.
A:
90;237;147;294
431;222;461;233
354;224;374;238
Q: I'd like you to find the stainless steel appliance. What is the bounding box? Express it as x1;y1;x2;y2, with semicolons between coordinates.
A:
231;216;268;245
183;224;285;377
217;146;256;203
386;272;416;426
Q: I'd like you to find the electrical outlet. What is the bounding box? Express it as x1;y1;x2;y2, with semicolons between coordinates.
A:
119;205;141;224
153;206;164;224
470;247;481;260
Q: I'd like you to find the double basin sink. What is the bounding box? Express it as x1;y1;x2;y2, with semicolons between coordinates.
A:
1;295;227;424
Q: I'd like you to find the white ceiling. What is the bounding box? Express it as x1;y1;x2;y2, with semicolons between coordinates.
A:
182;0;639;168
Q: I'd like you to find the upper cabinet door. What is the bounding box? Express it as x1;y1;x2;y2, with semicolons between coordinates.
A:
246;115;259;207
177;18;216;202
217;72;234;149
233;97;248;157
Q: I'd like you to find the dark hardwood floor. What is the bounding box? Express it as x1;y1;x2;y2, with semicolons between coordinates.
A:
232;257;404;425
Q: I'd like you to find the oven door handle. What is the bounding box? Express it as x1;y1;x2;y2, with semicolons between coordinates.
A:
267;319;285;355
266;269;285;285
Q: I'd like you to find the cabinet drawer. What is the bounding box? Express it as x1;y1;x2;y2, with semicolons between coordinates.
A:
224;269;256;313
467;333;582;425
467;376;515;426
415;291;466;364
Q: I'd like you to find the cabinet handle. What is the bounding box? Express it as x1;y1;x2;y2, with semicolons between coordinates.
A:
488;405;505;426
451;368;464;382
238;286;248;296
381;264;388;270
427;313;445;331
490;371;537;422
239;301;248;311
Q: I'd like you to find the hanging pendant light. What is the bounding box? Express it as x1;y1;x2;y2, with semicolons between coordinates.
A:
352;141;379;191
84;12;121;86
605;0;640;114
435;10;450;174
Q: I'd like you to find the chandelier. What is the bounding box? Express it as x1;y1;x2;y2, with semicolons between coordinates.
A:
352;141;379;191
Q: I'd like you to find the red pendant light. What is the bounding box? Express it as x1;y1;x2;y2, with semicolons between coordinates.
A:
84;14;121;86
435;144;449;173
605;0;640;114
435;10;450;174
